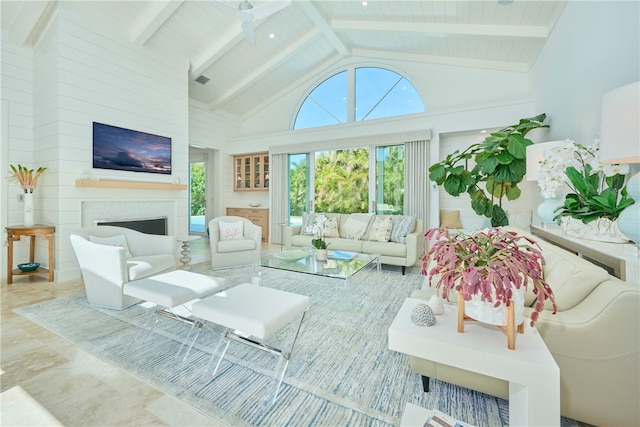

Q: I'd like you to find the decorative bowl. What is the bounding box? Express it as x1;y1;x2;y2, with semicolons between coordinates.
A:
248;203;262;208
273;250;307;262
18;262;40;272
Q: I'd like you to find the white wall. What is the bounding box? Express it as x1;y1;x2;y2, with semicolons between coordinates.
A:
531;0;640;144
2;5;193;282
1;27;35;276
240;56;531;137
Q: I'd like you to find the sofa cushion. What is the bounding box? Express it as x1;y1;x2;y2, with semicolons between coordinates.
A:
217;239;257;253
536;242;610;311
341;213;373;240
291;234;314;247
369;216;393;242
127;254;175;280
390;215;416;243
362;241;407;257
325;238;364;253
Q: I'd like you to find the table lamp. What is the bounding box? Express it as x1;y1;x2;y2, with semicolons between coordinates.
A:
598;81;640;245
526;140;572;223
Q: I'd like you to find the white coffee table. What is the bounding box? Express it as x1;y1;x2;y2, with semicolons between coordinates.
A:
389;298;560;427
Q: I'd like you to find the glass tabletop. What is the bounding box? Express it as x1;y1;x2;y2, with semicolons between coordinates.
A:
261;249;380;280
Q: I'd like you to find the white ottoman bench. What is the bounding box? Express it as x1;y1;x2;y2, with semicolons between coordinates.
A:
124;270;227;357
189;283;310;412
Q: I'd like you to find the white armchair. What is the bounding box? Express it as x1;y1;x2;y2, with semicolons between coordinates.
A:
209;216;261;269
70;226;177;310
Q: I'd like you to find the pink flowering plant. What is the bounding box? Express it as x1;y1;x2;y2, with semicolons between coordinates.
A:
421;227;557;327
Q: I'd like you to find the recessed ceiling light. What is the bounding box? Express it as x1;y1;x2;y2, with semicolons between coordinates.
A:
362;1;368;6
269;33;275;39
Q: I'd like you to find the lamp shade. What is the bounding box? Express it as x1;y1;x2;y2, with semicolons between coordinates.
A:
525;140;572;181
599;81;640;164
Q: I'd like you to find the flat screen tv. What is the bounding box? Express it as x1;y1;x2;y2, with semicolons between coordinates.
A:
92;122;172;175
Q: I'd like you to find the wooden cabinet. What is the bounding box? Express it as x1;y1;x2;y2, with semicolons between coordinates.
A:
226;207;269;242
233;152;269;191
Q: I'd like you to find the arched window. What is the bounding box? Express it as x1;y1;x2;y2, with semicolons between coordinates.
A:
294;67;423;130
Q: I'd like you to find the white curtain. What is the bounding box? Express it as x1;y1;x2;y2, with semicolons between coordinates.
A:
404;139;431;230
269;153;288;244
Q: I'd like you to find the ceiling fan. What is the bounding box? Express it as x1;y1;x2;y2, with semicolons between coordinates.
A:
213;0;292;45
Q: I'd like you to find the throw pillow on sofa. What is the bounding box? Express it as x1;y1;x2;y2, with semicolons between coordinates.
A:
341;213;373;240
369;216;393;242
219;221;244;240
89;234;133;258
390;215;416;243
440;209;463;229
300;212;316;235
324;217;340;237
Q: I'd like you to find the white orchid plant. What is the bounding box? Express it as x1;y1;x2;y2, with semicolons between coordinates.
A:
538;140;634;223
304;214;330;249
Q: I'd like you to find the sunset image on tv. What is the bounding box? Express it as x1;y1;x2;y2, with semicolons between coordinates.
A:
93;122;172;175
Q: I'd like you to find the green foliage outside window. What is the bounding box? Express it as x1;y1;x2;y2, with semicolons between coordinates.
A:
190;162;206;216
314;148;369;213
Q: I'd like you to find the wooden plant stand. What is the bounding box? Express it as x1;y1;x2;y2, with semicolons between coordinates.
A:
457;293;524;350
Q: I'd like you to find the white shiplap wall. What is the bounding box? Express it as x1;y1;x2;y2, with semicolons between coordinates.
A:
1;29;35;276
4;5;192;282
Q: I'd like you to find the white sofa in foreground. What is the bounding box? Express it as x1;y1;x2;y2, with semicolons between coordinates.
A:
284;213;423;274
70;226;177;310
410;226;639;427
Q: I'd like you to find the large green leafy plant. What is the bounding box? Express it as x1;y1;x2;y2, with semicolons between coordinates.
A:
429;114;548;226
551;141;634;223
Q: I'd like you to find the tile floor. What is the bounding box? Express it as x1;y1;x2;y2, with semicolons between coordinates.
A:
0;237;261;426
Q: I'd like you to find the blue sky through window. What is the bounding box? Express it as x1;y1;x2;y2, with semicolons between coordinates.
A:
294;67;423;130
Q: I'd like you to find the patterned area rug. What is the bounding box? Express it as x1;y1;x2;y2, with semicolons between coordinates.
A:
15;264;579;427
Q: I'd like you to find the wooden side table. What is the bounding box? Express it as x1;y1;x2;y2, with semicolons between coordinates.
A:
6;225;55;284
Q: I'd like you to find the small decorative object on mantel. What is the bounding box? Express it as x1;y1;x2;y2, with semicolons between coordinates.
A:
8;164;46;227
422;227;557;350
411;303;436;326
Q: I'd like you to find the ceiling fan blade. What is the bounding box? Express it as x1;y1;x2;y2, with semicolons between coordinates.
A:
241;20;255;45
247;0;291;20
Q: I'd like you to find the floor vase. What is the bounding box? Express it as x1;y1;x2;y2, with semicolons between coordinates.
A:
23;192;34;227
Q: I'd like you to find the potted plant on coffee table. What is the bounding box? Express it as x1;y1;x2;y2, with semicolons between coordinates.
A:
421;227;557;349
305;214;331;260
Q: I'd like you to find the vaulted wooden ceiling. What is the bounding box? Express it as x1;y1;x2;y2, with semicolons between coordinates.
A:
2;0;567;118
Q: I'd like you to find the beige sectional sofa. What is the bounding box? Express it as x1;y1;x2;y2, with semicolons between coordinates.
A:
410;226;639;427
284;213;424;274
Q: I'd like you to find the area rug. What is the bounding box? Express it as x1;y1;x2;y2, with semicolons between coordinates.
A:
15;265;579;427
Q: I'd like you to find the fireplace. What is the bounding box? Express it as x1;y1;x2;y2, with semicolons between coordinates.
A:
81;200;177;236
96;216;168;235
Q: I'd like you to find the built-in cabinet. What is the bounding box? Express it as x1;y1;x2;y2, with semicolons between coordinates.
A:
233;152;269;191
226;207;269;242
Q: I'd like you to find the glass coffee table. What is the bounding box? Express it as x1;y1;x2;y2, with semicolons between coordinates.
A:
261;248;380;285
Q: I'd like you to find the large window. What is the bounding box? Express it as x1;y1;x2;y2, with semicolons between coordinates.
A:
294;67;423;130
287;144;404;225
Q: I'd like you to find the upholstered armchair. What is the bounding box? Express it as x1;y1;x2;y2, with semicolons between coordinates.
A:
70;226;177;310
209;216;262;269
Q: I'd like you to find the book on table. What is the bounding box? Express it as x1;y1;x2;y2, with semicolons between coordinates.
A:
328;250;357;261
